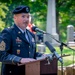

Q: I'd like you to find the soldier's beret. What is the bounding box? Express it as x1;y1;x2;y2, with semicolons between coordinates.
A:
12;5;30;14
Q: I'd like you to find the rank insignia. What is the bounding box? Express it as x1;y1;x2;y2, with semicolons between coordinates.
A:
0;41;5;51
16;37;22;44
17;49;20;54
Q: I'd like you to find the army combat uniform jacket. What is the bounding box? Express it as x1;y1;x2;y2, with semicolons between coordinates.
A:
0;24;41;75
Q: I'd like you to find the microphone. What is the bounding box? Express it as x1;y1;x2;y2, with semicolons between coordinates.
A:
45;41;63;63
36;53;53;64
32;26;46;34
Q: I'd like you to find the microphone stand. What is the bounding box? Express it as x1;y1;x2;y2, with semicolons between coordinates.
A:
59;42;64;75
44;32;75;75
45;32;75;51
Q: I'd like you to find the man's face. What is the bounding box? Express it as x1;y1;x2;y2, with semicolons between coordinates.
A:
14;13;30;30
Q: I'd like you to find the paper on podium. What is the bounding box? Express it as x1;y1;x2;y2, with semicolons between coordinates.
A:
17;54;53;66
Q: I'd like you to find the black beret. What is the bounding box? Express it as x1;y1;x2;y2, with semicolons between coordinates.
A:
12;5;30;14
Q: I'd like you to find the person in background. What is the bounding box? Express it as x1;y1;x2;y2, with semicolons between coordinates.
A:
27;14;35;33
27;15;43;43
0;5;43;75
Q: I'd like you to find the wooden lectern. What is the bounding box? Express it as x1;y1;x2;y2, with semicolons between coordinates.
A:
20;58;57;75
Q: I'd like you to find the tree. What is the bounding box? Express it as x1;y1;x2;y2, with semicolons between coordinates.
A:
56;0;75;42
0;3;8;31
1;0;75;42
0;0;48;31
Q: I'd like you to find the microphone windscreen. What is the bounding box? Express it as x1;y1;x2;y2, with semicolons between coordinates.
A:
45;41;55;53
32;26;37;31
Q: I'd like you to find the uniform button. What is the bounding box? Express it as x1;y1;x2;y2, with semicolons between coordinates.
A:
18;45;20;47
9;71;12;73
29;46;30;48
29;52;30;54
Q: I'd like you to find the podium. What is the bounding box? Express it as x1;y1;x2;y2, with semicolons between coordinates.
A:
23;58;57;75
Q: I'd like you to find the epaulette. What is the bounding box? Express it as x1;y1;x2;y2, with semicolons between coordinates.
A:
7;26;14;32
8;26;14;30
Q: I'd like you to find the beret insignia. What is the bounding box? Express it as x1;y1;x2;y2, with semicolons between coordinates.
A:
26;7;29;12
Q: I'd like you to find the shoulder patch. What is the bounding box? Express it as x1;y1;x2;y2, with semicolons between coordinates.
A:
0;41;5;51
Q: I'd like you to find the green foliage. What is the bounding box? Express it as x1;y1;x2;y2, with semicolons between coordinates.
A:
0;3;8;18
0;0;47;31
0;19;5;31
0;0;75;41
45;46;75;66
56;0;75;42
0;3;8;31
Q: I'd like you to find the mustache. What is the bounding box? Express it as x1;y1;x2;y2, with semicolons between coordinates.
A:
23;21;29;24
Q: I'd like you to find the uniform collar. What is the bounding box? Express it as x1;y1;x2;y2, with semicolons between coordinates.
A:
16;25;26;33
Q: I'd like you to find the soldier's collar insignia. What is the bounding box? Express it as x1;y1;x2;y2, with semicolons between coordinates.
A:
0;41;5;51
18;31;21;34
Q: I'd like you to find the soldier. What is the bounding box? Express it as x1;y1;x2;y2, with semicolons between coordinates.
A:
0;5;42;75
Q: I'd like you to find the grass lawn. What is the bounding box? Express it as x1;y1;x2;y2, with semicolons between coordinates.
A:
44;46;75;66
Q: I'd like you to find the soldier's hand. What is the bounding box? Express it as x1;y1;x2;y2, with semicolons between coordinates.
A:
20;58;36;64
